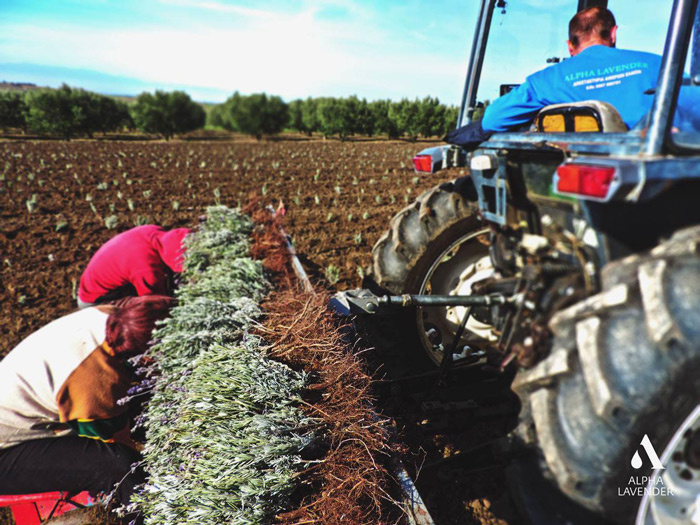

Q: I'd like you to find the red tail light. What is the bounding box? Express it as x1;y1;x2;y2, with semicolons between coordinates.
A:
556;164;616;198
413;154;433;173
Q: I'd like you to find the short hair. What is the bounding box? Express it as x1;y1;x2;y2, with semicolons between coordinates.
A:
569;7;616;48
106;295;175;356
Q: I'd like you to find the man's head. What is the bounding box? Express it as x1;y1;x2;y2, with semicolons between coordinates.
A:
568;7;617;56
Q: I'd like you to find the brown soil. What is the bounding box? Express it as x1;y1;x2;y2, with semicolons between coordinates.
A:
0;137;460;357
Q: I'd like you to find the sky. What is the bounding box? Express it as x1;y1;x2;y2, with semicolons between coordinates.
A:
0;0;671;104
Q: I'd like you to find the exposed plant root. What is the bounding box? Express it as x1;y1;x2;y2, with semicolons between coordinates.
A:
249;205;400;524
244;198;296;289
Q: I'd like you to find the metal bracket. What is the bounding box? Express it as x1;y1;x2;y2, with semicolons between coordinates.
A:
470;153;508;225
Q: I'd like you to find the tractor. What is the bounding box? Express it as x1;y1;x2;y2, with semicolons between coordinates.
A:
333;0;700;523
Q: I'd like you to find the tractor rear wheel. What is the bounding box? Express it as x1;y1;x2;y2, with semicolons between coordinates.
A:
512;225;700;523
367;180;495;367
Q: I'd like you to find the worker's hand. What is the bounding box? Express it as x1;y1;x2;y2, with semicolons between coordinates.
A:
444;121;492;150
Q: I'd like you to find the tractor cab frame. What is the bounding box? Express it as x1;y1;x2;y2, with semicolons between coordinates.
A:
414;0;700;269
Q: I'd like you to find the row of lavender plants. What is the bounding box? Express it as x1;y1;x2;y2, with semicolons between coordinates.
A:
129;206;313;523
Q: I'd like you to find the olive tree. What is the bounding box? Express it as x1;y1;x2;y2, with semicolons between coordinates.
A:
442;105;460;136
369;99;400;138
389;99;422;140
0;92;27;131
223;92;288;139
24;85;81;139
301;97;320;136
287;99;307;135
131;90;206;140
417;96;446;138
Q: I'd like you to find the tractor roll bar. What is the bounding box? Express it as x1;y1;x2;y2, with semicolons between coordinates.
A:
693;5;700;81
644;0;699;156
457;0;496;128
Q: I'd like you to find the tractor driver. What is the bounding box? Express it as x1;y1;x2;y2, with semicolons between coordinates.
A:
446;7;665;147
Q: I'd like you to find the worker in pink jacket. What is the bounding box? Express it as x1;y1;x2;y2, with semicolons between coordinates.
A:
78;225;190;308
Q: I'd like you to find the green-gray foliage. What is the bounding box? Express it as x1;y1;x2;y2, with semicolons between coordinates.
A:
131;90;206;140
369;99;399;138
0;91;27;131
442;104;460;136
287;99;306;135
24;85;81;139
210;93;459;140
132;206;312;524
300;97;320;135
23;85;132;139
416;96;446;138
317;97;352;140
104;215;119;229
207;104;228;128
221;92;289;139
389;98;421;140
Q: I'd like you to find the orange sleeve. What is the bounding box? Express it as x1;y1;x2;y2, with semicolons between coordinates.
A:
56;343;132;425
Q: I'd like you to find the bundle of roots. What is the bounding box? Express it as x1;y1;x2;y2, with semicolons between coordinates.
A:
248;201;397;524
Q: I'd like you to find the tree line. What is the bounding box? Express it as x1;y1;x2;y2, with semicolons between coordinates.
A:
0;85;133;139
210;92;459;140
0;84;460;140
0;85;205;140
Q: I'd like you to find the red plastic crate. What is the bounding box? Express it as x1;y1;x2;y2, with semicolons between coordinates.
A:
0;491;96;525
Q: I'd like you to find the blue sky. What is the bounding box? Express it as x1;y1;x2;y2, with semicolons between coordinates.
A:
0;0;671;104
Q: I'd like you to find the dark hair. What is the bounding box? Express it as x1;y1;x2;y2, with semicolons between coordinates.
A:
569;7;616;48
106;295;175;356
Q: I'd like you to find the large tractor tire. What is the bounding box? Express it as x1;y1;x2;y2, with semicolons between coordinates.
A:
512;225;700;523
367;179;495;367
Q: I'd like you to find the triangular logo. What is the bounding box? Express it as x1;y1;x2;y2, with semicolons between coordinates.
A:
631;434;665;470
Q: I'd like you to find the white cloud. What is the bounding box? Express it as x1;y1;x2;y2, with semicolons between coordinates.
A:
0;5;468;103
157;0;277;18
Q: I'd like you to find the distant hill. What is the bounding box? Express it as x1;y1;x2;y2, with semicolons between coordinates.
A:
0;81;42;92
0;63;227;104
0;80;217;114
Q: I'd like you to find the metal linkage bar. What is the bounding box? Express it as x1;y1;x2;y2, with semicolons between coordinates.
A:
378;293;506;307
331;288;508;316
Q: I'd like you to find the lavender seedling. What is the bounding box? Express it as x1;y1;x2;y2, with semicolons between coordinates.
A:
324;264;341;285
104;215;119;229
25;194;38;213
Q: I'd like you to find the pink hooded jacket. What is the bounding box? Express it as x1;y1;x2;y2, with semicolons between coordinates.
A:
78;225;190;303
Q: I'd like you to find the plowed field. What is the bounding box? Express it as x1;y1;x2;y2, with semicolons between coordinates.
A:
0;137;456;357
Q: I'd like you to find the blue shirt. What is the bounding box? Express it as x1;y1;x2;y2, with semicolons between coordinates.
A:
481;45;662;132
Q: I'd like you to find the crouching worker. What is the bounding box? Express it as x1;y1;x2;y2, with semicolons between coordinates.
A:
0;296;174;510
78;225;191;308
